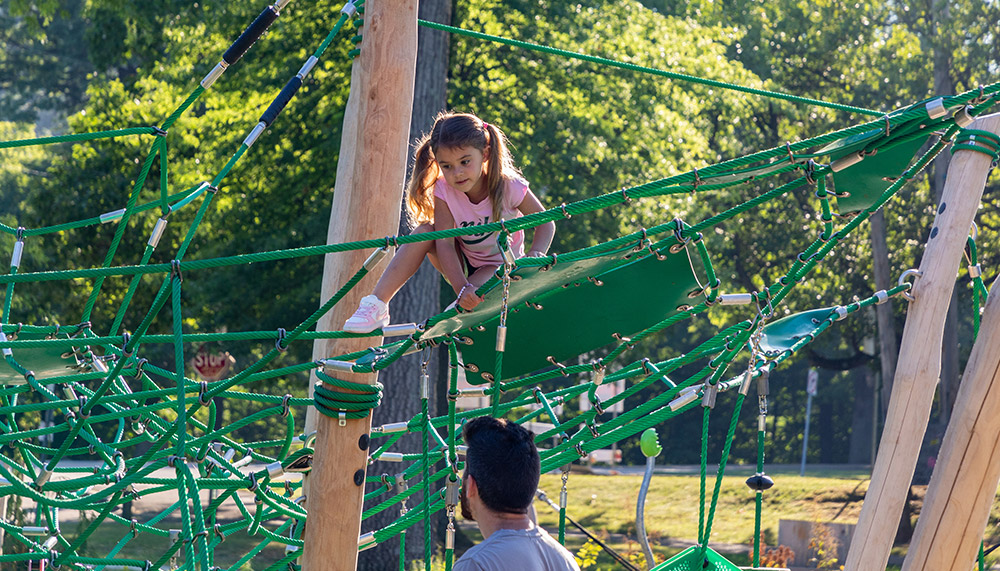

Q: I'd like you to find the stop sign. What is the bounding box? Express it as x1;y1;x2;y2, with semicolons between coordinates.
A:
191;347;234;381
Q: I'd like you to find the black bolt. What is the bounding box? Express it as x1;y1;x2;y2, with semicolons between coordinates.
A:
358;434;370;450
353;469;365;486
930;227;939;239
939;201;947;214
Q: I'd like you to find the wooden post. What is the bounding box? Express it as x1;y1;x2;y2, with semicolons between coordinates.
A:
845;113;1000;571
900;113;1000;571
300;1;417;569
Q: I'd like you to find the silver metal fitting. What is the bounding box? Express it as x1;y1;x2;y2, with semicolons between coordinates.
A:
501;247;517;266
954;106;975;128
22;527;47;536
200;61;229;89
363;247;391;271
831;151;864;172
266;461;284;480
445;479;461;505
100;208;127;224
668;386;700;411
459;388;488;398
701;383;718;408
35;470;53;488
495;325;507;352
321;359;356;374
925;97;947;119
757;371;770;396
378;453;404;463
243;122;267;148
341;1;358;18
420;372;429;400
42;535;59;550
11;240;23;268
593;367;605;386
382;323;418;337
898;268;923;302
739;370;753;396
758;414;767;432
147;218;168;249
834;305;849;321
297;56;318;79
376;422;408;434
874;290;889;305
718;293;753;306
969;264;983;279
273;0;293;12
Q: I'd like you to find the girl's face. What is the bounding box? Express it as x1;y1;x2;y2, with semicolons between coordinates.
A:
435;145;488;199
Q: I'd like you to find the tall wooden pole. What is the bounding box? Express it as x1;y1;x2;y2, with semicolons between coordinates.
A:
901;114;1000;571
301;1;417;569
845;113;1000;571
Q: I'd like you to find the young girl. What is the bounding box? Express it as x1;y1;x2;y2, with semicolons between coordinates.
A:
344;112;556;333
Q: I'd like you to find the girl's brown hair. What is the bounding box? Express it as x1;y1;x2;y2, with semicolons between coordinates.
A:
405;111;521;227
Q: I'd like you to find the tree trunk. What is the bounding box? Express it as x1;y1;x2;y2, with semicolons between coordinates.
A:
357;2;452;569
848;367;874;464
931;0;958;427
869;210;898;420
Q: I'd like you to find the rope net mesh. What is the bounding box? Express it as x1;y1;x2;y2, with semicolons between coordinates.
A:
1;2;998;570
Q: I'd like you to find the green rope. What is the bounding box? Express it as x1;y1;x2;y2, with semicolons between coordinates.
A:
418;20;882;116
312;372;382;420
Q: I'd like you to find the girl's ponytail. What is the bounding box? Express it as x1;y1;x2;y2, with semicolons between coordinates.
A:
404;136;438;227
481;121;520;224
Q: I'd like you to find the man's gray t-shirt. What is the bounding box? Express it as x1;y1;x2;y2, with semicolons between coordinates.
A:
454;527;581;571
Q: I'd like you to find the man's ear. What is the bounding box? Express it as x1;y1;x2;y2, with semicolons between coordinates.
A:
465;474;479;498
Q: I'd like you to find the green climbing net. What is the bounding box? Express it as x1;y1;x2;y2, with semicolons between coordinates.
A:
1;1;999;570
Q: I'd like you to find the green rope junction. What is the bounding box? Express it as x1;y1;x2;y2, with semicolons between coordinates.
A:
1;0;998;568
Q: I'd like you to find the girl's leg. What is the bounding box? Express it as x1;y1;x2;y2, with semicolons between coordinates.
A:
371;224;435;303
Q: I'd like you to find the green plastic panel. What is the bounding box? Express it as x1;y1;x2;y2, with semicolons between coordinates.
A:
821;130;929;214
422;244;702;384
651;545;741;571
1;330;88;384
758;307;834;355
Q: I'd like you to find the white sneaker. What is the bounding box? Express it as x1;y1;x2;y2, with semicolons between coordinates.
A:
343;295;390;333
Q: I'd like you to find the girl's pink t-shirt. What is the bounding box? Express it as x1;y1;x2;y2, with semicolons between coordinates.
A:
433;176;529;267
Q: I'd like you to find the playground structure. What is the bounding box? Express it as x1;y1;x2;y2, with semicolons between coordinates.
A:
1;1;999;570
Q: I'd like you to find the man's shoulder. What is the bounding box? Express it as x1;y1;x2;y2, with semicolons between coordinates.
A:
454;528;580;571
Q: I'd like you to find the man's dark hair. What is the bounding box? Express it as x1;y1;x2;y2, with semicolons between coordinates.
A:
462;416;540;514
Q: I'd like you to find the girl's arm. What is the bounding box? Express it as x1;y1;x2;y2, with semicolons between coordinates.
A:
517;189;556;257
434;197;483;310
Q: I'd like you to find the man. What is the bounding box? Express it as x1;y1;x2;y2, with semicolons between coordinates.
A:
455;416;580;571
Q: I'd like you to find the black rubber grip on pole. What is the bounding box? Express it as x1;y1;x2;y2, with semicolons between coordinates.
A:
259;76;302;127
223;6;279;65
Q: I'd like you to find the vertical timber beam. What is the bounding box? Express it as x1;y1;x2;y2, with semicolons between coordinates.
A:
301;0;418;569
846;113;1000;571
902;113;1000;571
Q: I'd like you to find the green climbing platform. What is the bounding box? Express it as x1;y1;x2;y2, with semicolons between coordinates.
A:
758;307;835;356
420;241;704;383
651;545;742;571
822;128;929;214
1;329;93;384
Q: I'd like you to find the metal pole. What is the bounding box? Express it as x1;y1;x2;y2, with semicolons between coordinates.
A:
800;393;812;477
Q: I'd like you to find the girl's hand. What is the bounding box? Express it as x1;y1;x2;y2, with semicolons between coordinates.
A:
527;250;547;258
457;283;484;311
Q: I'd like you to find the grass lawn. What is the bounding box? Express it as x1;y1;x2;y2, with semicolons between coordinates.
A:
14;468;1000;570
